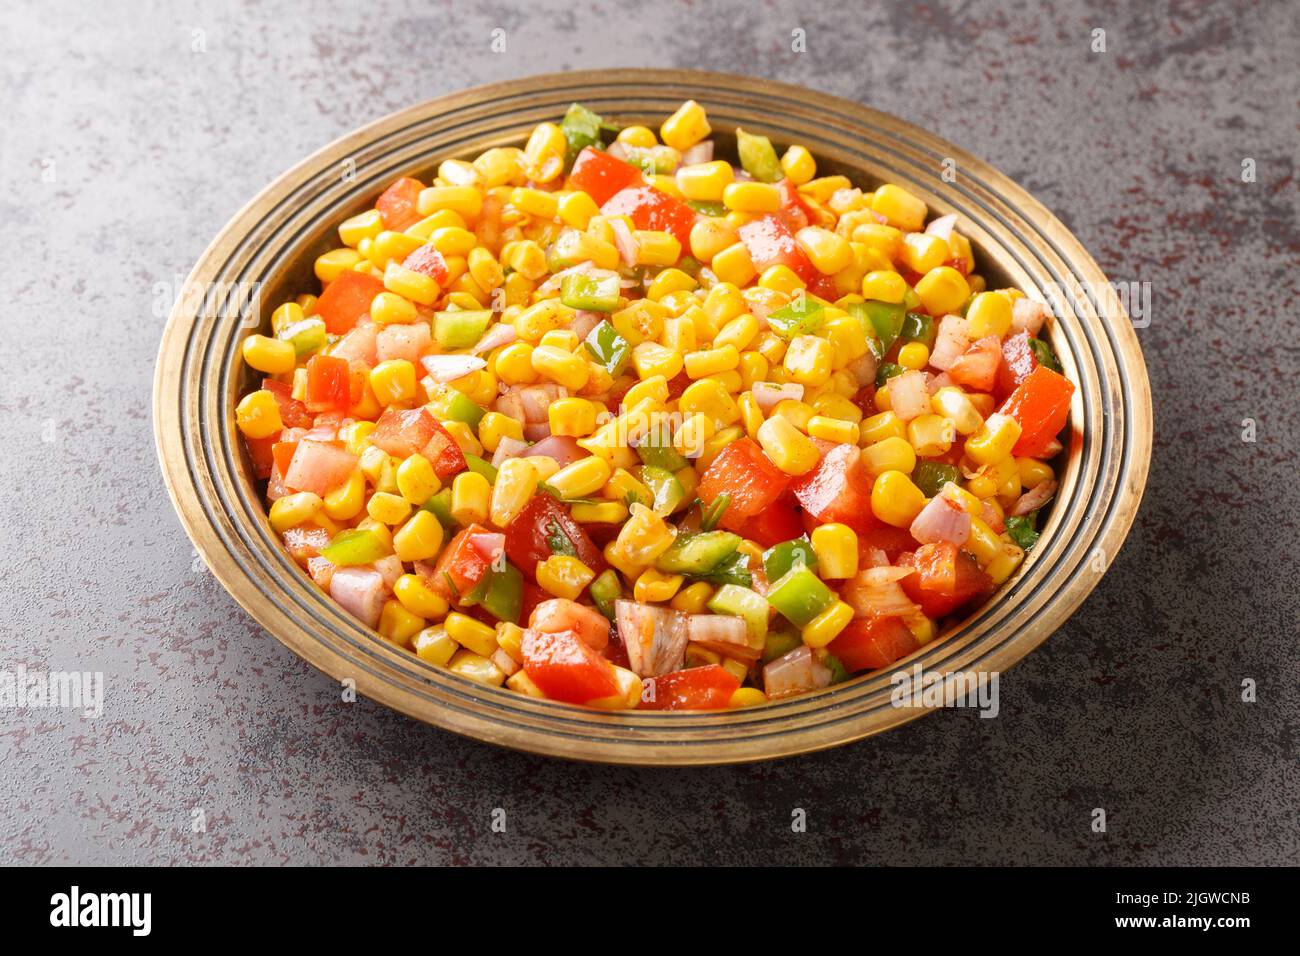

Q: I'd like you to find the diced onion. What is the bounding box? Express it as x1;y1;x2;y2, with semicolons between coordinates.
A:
910;495;972;545
680;141;715;166
763;645;832;700
888;369;931;421
928;315;971;371
1010;479;1058;517
609;217;639;267
752;381;805;413
420;354;487;383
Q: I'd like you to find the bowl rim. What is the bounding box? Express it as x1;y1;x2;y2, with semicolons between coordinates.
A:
154;68;1152;765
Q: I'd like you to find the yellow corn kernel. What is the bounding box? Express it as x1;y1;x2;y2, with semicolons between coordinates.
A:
771;399;814;432
736;391;763;440
393;573;450;620
851;222;903;260
338;209;384;247
367;490;412;526
424;226;476;260
477;411;524;453
965;413;1023;466
908;414;955;457
646;267;696;302
985;540;1026;585
270;301;305;335
991;455;1021;500
535;555;596;600
798;175;851;203
931;387;983;435
794;226;852;275
511;186;558;220
964;517;1001;566
448;649;506;686
801;600;854;649
321;469;365;521
660;316;696;355
1016;457;1054;489
548;455;612;499
698;282;742;326
862;435;917;476
722;181;781;213
812;393;863;424
907;616;937;647
495;342;538;385
729;687;768;708
783;334;834;387
378;599;425;648
898;342;930;371
268;492;322;534
417;185;483;220
870;184;927;232
807;415;859;445
446;611;499;657
967;474;998;499
365;291;414;328
756;415;820;476
611;502;677;568
538;329;579;352
610;302;667;350
615;125;656;148
406;209;468;241
669;411;713;459
697;425;745;470
966;291;1013;339
438;421;481;461
502;239;549;281
780;144;816;185
633;230;682;267
668;581;713;615
754;332;788;366
860;269;908;304
393;453;437;506
586;664;644;710
757;264;805;295
706;311;753;352
528;344;588;391
679;378;741;426
710;241;758;286
660;99;711;151
367;359;416;407
870;470;927;527
688;219;738;264
494;622;526;664
556;190;600;230
473;146;523;188
505;667;546;697
631;341;684;381
634;567;685;603
466;247;504;294
489;458;538;528
810;523;858;580
622;375;669;409
681;344;738;380
915;265;970;316
315;247;363;283
570;500;628;524
381;262;438;306
450;471;491;526
732;352;767;391
675;160;734;201
413;626;458;667
373;230;424;265
860;410;906;444
241;335;296;375
235;389;283;439
599;473;649;511
541;397;595;438
967;392;996;418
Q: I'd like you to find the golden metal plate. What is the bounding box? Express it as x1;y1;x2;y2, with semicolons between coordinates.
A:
153;70;1152;765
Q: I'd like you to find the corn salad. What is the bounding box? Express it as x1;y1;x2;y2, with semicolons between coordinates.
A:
236;99;1075;710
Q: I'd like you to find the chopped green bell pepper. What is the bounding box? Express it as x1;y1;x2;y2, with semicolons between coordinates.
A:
766;565;835;627
640;465;685;516
912;461;962;497
761;628;802;664
464;454;498;484
706;583;768;648
820;651;851;684
762;535;817;582
319;528;390;566
767;298;826;341
424;383;485;429
636;425;688;471
900;311;936;349
589;569;623;620
583;320;631;377
735;127;782;183
849;300;907;352
464;559;523;624
560;102;616;164
434;309;493;350
697;550;753;588
875;362;906;387
421;487;455;527
561;272;621;313
687;200;727;217
277;317;327;357
699;493;730;532
1029;337;1063;373
656;531;742;576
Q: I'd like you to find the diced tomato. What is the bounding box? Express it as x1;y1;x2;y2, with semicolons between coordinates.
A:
282;439;358;496
521;627;619;705
947;335;1003;392
304;354;351;413
315;271;384;335
639;665;740;711
697;438;791;533
368;407;464;478
994;331;1038;401
401;244;450;285
423;419;467;478
600;185;696;248
807;272;841;301
665;368;692;401
736;215;817;284
898;543;994;619
244;435;277;479
774;179;813;233
999;365;1075;458
567;146;643;206
429;525;494;598
828;616;919;673
271;440;299;477
261;379;312;428
504;494;607;581
530;598;611;651
375;176;424;231
790;443;881;535
856;525;919;562
737;494;805;547
519;582;550;628
330;322;379;367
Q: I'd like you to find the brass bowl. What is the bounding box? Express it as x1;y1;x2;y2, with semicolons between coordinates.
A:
154;69;1152;765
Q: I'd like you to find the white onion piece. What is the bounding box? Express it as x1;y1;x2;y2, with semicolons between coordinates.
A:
420;353;487;383
860;547;890;570
1010;480;1058;517
471;322;517;355
1012;298;1050;335
686;614;758;662
523;422;551;441
847;351;879;387
888;369;931;421
514;383;568;422
910;494;972;546
752;381;805;413
569;310;603;342
1039;437;1064;457
928;315;971;371
491;436;529;468
330;568;388;628
524;435;586;467
843;566;919;619
616;601;689;677
925;213;958;241
680;141;715;166
372;554;405;589
307;556;334;591
763;646;832;700
609;217;639;267
607;141;630;161
928;371;954;393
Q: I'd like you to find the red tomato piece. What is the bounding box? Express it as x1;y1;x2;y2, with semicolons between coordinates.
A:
420;418;468;479
999;365;1075;458
567;146;643;206
283;439;358;496
736;215;817;283
315;271;384;335
530;598;611;651
304;354;352;413
244;435;277;479
828;616;919;673
402;244;450;285
639;665;740;711
504;494;607;581
737;495;806;547
429;525;494;598
519;581;549;626
600;185;696;248
665;368;692;400
898;543;994;619
947;335;1003;392
857;525;921;563
330;322;379;367
521;628;619;704
261;379;313;428
790;442;882;535
271;440;299;478
697;438;791;533
368;407;465;479
375;176;424;231
994;331;1039;401
774;179;813;233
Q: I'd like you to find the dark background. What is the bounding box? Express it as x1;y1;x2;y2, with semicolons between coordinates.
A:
2;0;1296;864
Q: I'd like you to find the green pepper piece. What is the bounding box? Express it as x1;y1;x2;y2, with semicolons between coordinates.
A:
465;559;523;624
735;127;782;183
561;272;621;313
1029;337;1063;373
319;528;390;566
583;319;631;377
421;487;455;527
706;583;769;651
761;628;802;664
902;286;922;311
875;362;906;387
912;461;962;498
639;465;685;516
848;300;907;351
900;311;936;349
560;103;616;164
433;310;493;350
464;454;498;484
656;530;743;575
699;493;730;532
686;200;727;217
1004;512;1041;551
635;422;688;471
698;550;753;588
762;535;818;582
765;565;835;627
277;317;327;357
820;651;851;684
424;383;485;429
767;297;826;341
589;569;623;620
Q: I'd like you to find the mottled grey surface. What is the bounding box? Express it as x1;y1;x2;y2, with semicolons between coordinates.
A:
1;0;1297;866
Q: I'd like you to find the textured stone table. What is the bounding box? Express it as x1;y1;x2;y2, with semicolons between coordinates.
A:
3;0;1296;865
